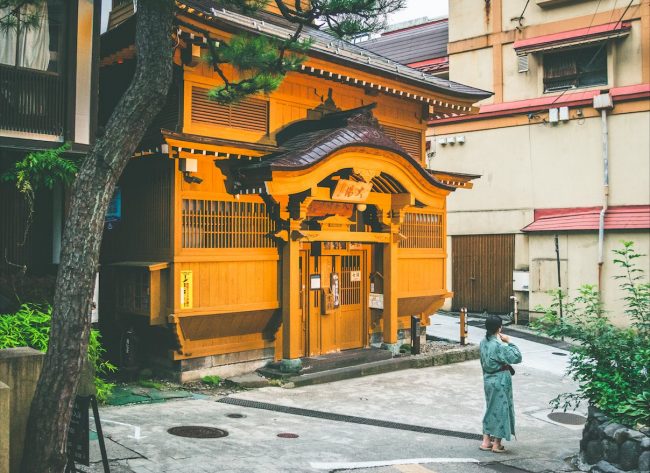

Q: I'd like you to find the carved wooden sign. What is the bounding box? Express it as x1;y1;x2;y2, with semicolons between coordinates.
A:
332;179;372;202
307;201;354;218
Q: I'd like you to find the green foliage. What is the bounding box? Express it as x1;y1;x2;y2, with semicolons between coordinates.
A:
1;143;77;196
0;304;117;402
201;375;222;386
532;242;650;428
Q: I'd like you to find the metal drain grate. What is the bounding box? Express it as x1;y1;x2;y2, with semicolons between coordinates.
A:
547;412;586;425
217;397;482;440
167;426;229;438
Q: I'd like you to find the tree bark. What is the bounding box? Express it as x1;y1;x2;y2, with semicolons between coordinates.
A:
20;1;175;471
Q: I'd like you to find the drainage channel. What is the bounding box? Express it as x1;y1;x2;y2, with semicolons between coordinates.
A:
217;397;482;441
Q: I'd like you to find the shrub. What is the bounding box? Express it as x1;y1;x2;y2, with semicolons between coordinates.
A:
532;241;650;429
0;304;117;402
202;375;221;386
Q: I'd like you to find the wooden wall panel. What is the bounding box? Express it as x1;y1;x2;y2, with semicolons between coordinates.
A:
451;234;515;313
396;253;446;297
175;256;280;314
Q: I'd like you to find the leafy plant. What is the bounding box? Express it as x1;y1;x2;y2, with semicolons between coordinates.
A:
0;304;116;402
202;375;222;386
532;241;650;429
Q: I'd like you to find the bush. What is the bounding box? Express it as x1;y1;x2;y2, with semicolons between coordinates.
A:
0;304;117;402
202;375;221;386
532;241;650;429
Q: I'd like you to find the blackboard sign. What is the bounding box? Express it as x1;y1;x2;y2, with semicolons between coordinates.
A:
67;396;90;466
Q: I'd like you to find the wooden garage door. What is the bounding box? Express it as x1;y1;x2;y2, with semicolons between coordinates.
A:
451;234;514;313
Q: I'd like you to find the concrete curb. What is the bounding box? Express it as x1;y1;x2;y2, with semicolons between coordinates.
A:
283;345;479;388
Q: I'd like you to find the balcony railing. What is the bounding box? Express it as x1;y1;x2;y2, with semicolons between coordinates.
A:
0;64;65;136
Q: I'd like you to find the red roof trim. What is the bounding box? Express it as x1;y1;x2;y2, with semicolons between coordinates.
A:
521;206;650;232
513;21;631;51
430;83;650;124
408;57;448;68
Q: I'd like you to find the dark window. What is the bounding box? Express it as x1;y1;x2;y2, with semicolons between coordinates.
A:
0;0;66;73
543;45;607;92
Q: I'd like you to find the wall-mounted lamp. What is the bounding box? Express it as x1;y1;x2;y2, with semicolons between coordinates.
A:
356;203;367;212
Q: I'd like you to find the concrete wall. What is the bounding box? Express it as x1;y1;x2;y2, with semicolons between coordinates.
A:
0;348;44;473
0;381;9;473
449;47;495;105
528;231;650;326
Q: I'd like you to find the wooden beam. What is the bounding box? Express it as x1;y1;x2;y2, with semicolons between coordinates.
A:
383;226;399;345
282;221;303;359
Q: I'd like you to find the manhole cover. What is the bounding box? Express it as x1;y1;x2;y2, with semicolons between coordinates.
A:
277;433;299;438
552;352;568;356
167;426;229;438
547;412;587;425
226;413;245;419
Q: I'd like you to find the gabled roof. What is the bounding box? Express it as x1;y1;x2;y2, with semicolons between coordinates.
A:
357;19;448;66
177;2;490;101
521;206;650;232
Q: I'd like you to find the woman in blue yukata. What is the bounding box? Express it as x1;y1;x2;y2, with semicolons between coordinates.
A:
479;315;522;453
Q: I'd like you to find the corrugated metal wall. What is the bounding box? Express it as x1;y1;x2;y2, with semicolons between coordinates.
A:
451;234;515;313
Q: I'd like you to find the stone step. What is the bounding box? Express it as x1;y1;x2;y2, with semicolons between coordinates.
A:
301;348;393;374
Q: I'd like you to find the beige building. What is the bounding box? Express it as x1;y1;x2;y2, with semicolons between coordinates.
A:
429;0;650;324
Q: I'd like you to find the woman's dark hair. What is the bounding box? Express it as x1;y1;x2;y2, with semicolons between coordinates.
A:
485;315;503;339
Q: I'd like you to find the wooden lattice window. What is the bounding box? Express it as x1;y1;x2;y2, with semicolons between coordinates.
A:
116;270;150;314
399;212;444;249
382;125;423;159
182;199;276;248
543;45;607;92
191;86;268;132
340;255;361;306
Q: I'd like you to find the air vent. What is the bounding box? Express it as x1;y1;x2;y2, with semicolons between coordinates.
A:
191;87;268;133
518;54;529;73
382;125;423;159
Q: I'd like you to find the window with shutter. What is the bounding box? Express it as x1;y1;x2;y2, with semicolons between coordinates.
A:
543;45;607;92
382;125;423;160
190;86;268;133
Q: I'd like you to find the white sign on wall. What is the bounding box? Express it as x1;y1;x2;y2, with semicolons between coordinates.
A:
350;271;361;282
369;292;384;310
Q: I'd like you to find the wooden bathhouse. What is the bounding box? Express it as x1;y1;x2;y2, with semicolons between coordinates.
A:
99;1;491;379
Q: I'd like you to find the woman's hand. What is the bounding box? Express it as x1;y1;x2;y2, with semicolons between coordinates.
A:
498;332;511;344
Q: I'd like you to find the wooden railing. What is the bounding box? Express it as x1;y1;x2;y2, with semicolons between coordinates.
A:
0;64;65;136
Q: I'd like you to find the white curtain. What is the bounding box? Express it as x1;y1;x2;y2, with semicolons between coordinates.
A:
0;2;50;70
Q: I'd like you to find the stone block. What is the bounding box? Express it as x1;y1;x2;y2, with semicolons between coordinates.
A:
619;440;640;471
640;437;650;450
0;347;44;473
603;439;619;464
589;460;624;473
603;423;626;440
614;428;635;444
585;440;604;464
638;451;650;472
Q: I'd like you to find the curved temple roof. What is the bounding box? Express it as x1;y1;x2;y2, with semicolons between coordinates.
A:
232;104;457;193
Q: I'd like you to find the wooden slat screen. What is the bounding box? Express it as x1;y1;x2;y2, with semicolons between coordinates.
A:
182;199;276;248
340;255;361;306
382;125;422;160
399;212;443;249
451;234;515;313
191;87;268;133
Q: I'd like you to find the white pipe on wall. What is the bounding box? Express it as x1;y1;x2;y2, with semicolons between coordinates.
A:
596;100;610;289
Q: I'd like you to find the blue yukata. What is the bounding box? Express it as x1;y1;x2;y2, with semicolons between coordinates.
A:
480;335;522;441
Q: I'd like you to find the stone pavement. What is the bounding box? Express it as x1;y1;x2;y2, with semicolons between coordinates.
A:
82;314;583;473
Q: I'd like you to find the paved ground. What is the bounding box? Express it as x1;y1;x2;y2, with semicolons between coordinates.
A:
82;314;583;473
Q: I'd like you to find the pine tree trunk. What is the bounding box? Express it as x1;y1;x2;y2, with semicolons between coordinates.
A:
20;1;174;471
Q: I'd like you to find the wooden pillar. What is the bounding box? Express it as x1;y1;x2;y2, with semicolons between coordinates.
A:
282;220;302;359
383;226;399;344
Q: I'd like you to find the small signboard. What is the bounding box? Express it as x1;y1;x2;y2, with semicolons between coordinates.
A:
105;187;122;230
332;179;372;202
369;292;384;310
310;274;321;290
350;271;361;282
67;396;90;466
180;270;193;309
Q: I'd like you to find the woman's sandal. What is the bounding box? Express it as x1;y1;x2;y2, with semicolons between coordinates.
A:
492;445;507;453
479;444;493;451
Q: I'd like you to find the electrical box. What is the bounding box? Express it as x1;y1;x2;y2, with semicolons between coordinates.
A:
437;137;447;146
179;158;198;173
456;135;465;144
512;270;530;292
559;106;569;121
593;93;613;110
447;136;456;145
549;108;559;123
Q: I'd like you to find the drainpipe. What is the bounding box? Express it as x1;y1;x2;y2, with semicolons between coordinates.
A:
593;92;614;291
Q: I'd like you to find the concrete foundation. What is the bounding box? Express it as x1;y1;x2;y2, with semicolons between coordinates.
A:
0;381;9;473
0;347;44;473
